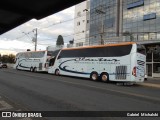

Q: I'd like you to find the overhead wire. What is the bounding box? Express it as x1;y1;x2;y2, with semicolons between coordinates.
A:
14;1;160;47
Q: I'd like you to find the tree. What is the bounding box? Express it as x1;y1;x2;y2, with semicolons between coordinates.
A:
8;54;15;63
1;54;15;63
56;35;64;46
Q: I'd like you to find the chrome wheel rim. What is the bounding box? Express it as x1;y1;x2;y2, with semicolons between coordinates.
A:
56;70;59;75
102;74;107;82
92;74;97;80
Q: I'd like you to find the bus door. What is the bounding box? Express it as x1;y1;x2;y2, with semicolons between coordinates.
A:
49;57;56;66
135;45;146;79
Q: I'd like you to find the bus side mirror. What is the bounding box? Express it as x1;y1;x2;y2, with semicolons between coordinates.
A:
58;56;61;59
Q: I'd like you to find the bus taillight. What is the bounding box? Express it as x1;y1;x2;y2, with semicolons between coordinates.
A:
132;66;136;77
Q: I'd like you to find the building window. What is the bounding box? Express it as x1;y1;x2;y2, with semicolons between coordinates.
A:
105;18;115;28
77;22;80;26
127;0;144;9
153;63;160;73
77;12;81;17
143;13;156;21
76;42;83;47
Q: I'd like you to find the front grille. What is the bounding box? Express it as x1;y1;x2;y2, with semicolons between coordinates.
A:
39;63;42;70
115;66;127;80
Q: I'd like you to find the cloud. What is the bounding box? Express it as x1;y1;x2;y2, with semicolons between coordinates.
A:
0;6;75;54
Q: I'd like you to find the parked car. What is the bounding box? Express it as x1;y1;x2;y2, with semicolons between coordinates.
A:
0;62;2;68
2;63;8;68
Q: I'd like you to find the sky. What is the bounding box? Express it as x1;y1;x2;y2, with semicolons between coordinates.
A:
0;6;75;55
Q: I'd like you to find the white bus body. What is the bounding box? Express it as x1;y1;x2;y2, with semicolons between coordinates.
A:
48;42;146;83
14;50;60;72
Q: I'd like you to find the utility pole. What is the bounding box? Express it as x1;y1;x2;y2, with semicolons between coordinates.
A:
33;28;37;51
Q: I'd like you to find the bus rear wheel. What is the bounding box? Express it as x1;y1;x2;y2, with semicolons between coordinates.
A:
100;72;109;82
90;72;98;81
55;69;60;76
30;67;33;72
33;67;37;72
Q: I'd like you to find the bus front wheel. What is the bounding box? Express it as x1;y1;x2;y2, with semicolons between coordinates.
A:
55;69;60;76
100;72;109;82
90;72;98;81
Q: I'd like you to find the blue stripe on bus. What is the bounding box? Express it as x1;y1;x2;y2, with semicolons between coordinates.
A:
58;59;130;76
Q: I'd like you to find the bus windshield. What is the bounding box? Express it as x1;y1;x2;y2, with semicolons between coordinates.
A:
47;49;61;57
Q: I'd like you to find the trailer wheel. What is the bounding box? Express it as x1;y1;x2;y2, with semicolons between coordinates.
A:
100;72;109;82
90;72;98;81
30;67;33;72
55;69;60;76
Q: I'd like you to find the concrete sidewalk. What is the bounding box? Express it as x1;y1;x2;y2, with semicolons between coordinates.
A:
138;77;160;89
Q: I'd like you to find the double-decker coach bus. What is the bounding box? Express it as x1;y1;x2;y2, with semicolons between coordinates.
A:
48;42;146;83
14;49;60;72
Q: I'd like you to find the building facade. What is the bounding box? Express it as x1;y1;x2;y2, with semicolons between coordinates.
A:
122;0;160;77
74;0;160;77
89;0;123;45
74;0;90;47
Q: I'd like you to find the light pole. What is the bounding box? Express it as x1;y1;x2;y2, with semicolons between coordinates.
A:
32;28;37;51
22;28;37;51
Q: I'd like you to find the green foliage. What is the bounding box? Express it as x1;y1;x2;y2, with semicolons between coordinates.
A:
56;35;64;46
0;54;15;63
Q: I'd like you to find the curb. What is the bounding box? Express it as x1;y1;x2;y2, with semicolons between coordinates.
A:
138;83;160;89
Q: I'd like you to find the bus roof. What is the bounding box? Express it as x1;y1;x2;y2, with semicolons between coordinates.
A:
63;42;136;51
17;50;47;54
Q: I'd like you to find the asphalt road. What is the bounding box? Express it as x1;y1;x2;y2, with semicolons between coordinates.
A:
0;68;160;120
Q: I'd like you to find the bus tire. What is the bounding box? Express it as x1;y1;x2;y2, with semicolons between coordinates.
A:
90;72;98;81
55;69;60;76
33;67;37;72
100;72;109;82
30;67;33;72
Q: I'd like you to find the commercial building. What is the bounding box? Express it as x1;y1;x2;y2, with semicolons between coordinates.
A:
122;0;160;77
74;0;90;47
89;0;123;45
74;0;160;77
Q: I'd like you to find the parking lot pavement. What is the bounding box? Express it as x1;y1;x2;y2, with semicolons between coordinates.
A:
138;77;160;89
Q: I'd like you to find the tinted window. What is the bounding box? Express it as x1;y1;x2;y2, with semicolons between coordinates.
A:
30;51;45;58
18;51;45;58
137;44;146;55
127;0;144;9
47;50;61;57
143;13;156;21
59;45;132;58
